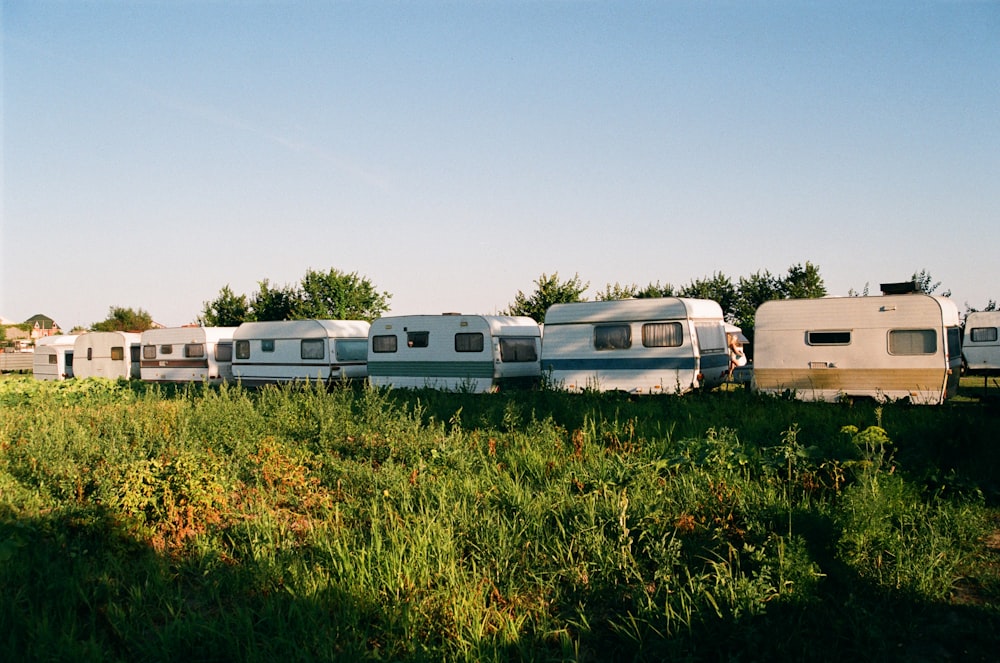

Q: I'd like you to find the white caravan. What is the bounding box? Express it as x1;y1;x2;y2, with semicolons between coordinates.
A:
231;319;370;386
753;294;962;404
540;298;730;394
962;310;1000;374
367;314;542;392
140;326;237;384
33;334;80;380
73;332;142;380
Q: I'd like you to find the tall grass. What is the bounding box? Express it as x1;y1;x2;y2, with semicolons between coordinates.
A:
1;376;998;661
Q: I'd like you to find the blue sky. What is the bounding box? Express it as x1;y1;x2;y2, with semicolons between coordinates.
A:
3;0;998;329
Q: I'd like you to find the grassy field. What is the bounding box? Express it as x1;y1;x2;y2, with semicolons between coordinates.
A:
1;374;999;661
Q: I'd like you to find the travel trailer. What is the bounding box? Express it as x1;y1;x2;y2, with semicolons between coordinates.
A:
73;332;142;380
140;326;237;384
752;293;962;404
367;314;542;392
540;298;730;394
962;310;1000;374
32;334;79;380
231;319;370;386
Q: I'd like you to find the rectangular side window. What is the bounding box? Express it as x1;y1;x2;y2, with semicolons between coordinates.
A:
947;327;962;358
888;329;937;355
455;332;484;352
235;340;250;359
111;346;125;361
372;335;398;353
694;322;726;352
160;344;174;355
301;339;325;360
807;331;852;345
143;345;156;359
335;339;368;362
594;325;631;350
87;348;93;360
970;327;998;343
262;339;275;353
499;337;537;363
48;354;58;364
643;322;683;348
407;331;429;348
185;343;206;358
215;343;233;362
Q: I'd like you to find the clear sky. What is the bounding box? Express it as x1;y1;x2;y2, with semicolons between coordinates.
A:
3;0;998;329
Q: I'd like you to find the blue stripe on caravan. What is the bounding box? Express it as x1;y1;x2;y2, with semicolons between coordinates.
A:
699;354;730;371
368;360;495;378
542;357;699;372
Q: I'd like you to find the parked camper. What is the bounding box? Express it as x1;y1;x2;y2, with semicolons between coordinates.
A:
140;326;237;384
752;294;962;404
367;314;542;392
962;310;1000;374
231;319;370;386
540;298;730;394
73;332;142;380
33;334;79;380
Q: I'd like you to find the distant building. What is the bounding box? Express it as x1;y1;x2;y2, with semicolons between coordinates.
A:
24;314;61;339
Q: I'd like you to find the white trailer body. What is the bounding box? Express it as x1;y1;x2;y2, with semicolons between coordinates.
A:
33;334;80;380
140;327;237;384
231;319;370;386
753;294;962;404
540;298;730;394
962;311;1000;374
367;314;542;392
73;332;142;380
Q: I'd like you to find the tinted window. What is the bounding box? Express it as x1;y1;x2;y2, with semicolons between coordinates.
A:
455;333;484;352
185;343;205;358
594;325;631;350
335;339;368;362
301;339;325;360
888;329;936;355
160;344;174;355
407;331;429;348
970;327;998;343
143;345;156;359
262;339;275;353
499;337;537;362
111;346;125;361
235;340;250;359
215;343;233;362
807;331;851;345
372;335;397;353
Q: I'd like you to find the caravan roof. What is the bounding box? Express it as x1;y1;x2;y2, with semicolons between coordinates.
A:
544;298;723;325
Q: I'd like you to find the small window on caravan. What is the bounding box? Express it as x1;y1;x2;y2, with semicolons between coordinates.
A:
643;322;683;348
807;331;851;346
301;339;325;360
971;327;998;343
888;329;936;355
111;346;125;361
455;333;484;353
947;328;962;359
48;354;58;365
87;348;93;360
185;343;205;358
594;325;631;350
373;335;398;353
335;339;368;362
160;345;174;355
407;331;429;348
216;343;233;362
143;345;156;360
499;337;538;363
235;341;250;360
262;339;275;353
694;322;726;352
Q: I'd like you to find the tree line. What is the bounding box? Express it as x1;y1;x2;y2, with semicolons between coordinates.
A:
85;264;992;341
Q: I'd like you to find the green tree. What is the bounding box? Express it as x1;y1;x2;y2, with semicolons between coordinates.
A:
732;270;783;339
782;262;826;299
198;285;250;326
635;281;676;299
91;306;154;332
250;279;300;322
912;269;951;297
505;272;589;323
679;272;737;320
295;268;391;322
595;282;639;301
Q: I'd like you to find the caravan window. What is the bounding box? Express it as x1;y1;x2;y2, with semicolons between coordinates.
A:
48;354;58;365
215;343;233;362
372;335;398;353
807;331;851;346
594;325;631;350
455;333;484;353
87;348;93;360
694;322;727;352
301;339;325;360
500;337;538;363
971;327;998;343
143;345;157;360
888;329;936;355
111;346;125;361
407;331;429;348
643;323;683;348
335;339;368;362
160;344;174;355
262;339;275;353
185;343;205;358
235;340;250;359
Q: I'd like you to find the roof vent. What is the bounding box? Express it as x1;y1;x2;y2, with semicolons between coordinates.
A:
880;281;918;295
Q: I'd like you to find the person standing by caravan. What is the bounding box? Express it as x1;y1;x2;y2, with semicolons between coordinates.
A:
727;329;747;378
